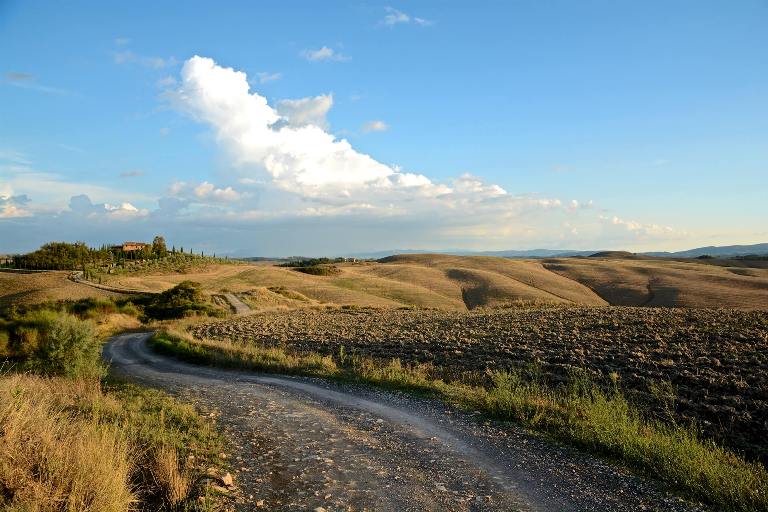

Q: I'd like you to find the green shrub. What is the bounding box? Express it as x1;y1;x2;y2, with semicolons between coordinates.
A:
294;265;341;276
143;281;223;320
0;330;9;357
15;326;40;355
67;297;119;318
26;313;104;379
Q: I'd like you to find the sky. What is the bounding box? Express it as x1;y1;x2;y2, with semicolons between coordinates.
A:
1;0;766;256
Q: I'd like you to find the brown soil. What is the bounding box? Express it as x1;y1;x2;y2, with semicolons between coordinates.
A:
192;306;768;465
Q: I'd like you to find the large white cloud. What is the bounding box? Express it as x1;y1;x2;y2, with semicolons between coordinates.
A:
164;56;641;250
171;56;442;198
0;56;692;255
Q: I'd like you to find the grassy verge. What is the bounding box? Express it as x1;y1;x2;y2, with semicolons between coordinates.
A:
0;290;235;511
150;328;768;512
0;372;226;511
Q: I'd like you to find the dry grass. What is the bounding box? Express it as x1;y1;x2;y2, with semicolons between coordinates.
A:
147;446;191;508
0;373;224;511
0;271;119;308
0;374;134;511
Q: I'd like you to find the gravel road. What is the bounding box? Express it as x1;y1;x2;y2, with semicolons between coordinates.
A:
103;332;705;512
224;292;253;315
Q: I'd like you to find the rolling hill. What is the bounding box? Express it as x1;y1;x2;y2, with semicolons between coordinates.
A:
58;253;768;311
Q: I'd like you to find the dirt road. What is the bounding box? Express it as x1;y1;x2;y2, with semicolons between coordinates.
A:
103;332;703;512
224;292;253;315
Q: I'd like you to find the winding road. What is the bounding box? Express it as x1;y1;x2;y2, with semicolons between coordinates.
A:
103;332;703;512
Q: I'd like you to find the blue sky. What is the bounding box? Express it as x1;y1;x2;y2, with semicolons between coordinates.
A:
1;0;766;256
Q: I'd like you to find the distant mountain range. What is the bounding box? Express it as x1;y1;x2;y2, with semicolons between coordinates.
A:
643;243;768;258
344;242;768;260
345;248;597;259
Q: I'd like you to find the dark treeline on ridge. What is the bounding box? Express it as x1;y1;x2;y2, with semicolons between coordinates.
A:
1;236;216;270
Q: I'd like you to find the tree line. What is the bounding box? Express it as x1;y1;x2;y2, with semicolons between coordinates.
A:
1;237;218;271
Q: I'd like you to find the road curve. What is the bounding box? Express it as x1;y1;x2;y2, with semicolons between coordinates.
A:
103;332;703;512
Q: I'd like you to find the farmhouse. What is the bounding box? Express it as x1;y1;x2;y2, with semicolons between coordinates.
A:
112;241;150;252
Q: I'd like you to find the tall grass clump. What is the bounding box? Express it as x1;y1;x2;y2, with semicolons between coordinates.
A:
151;328;768;512
0;374;134;511
0;373;224;511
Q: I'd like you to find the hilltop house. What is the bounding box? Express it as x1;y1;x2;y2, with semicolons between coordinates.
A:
112;241;150;252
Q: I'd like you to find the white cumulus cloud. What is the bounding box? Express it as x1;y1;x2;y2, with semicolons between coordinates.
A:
171;56;434;197
170;180;244;203
156;56;687;252
276;94;333;129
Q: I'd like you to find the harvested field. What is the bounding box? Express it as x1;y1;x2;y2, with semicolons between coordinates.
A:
0;270;119;308
192;306;768;465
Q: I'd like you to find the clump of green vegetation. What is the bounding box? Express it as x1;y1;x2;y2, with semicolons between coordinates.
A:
92;252;237;280
151;328;768;512
267;286;309;301
293;265;341;276
277;257;345;268
0;309;103;379
142;281;226;320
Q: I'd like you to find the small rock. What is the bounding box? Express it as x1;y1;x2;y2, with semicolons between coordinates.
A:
222;472;234;487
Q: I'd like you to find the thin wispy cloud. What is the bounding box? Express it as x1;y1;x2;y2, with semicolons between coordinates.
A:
382;7;433;27
300;46;349;62
4;72;33;81
120;169;144;178
114;50;177;69
57;143;87;154
156;75;177;88
362;120;389;133
256;71;282;83
2;72;71;96
114;37;131;46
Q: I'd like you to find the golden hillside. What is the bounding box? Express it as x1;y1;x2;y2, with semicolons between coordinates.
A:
4;254;766;311
0;271;119;308
543;256;768;309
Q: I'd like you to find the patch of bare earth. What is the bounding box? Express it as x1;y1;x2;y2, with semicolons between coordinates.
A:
192;306;768;466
